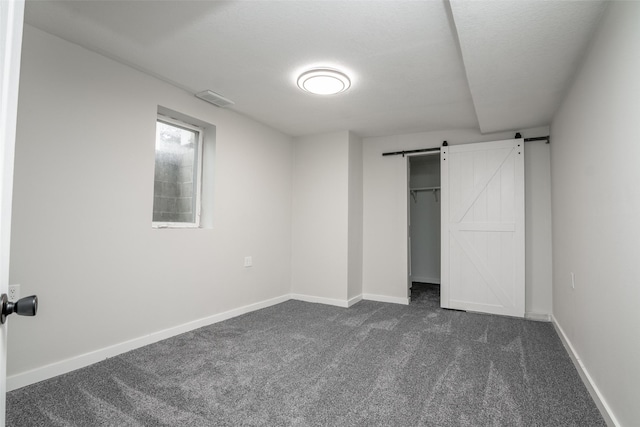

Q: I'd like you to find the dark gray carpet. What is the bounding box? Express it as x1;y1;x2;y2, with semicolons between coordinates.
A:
7;286;605;426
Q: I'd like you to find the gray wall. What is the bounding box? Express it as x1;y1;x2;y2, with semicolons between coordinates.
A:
290;131;363;305
550;2;640;424
362;127;553;316
347;132;363;301
9;25;293;376
291;132;350;303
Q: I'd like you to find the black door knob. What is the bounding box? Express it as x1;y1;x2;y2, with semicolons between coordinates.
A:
0;294;38;324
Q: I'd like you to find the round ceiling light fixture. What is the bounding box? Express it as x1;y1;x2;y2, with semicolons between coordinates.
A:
297;68;351;95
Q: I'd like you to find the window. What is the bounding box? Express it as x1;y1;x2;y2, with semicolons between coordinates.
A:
152;115;203;227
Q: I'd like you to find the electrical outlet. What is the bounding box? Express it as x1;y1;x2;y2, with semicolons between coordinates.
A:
570;272;575;289
9;284;20;301
244;256;253;268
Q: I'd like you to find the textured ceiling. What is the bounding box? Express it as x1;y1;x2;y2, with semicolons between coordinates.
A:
450;0;608;134
23;0;607;138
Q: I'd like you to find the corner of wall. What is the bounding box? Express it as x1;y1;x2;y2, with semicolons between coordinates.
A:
348;131;364;300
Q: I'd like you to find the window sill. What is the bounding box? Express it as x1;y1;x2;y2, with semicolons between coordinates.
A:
152;223;200;229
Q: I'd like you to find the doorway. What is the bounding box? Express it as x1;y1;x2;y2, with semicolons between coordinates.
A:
402;139;525;316
408;153;441;306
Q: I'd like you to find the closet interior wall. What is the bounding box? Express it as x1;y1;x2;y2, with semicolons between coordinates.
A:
409;154;441;285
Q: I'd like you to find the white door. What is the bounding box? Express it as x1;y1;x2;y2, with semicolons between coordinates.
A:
440;139;525;317
0;0;25;422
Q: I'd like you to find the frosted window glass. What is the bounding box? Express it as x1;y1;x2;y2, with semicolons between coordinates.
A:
152;119;200;225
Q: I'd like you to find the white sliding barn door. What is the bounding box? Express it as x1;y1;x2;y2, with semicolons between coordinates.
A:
441;139;524;317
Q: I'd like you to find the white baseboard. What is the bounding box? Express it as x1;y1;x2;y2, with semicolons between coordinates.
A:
363;293;410;305
410;276;440;285
7;294;290;392
551;315;619;427
289;293;350;308
524;312;551;322
347;294;363;307
7;291;443;392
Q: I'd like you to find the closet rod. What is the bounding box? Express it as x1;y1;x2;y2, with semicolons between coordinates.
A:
381;135;550;157
410;186;440;191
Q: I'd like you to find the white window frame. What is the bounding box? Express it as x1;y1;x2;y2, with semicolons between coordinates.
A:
152;114;204;229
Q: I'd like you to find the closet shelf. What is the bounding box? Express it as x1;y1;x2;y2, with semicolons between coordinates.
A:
410;186;440;192
410;186;440;203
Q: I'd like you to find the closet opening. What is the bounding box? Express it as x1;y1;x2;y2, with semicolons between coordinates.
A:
408;153;441;307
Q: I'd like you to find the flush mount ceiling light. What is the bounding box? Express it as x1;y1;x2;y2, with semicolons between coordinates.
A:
297;68;351;95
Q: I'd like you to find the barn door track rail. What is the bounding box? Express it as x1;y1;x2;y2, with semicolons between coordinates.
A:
382;134;550;157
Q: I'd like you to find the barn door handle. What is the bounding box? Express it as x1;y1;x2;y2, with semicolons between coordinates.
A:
0;294;38;324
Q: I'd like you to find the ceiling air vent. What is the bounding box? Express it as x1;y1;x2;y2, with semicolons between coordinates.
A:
195;90;234;108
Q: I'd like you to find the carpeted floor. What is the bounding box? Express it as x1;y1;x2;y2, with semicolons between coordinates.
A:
410;282;442;307
6;286;605;426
